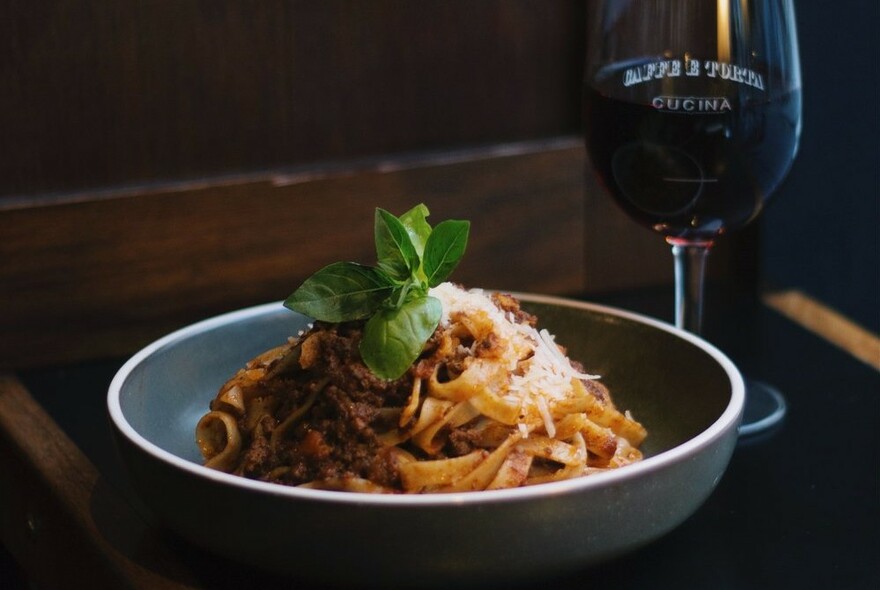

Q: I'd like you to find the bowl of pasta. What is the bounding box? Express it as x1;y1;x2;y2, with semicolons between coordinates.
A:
108;286;743;588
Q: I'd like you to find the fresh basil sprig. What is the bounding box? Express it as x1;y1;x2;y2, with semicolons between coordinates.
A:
284;204;470;380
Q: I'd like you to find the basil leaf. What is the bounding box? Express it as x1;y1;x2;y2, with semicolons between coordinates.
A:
360;295;442;380
283;203;467;381
398;204;432;259
283;261;394;322
423;219;470;287
374;208;419;281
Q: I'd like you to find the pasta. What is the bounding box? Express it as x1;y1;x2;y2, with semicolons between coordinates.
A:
196;283;646;493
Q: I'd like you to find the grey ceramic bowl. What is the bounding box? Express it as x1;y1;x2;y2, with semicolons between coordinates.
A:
108;294;744;588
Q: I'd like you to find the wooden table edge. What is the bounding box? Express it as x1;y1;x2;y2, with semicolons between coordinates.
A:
0;372;199;589
763;289;880;372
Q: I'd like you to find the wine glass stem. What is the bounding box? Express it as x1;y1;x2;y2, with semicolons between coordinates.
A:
671;242;711;335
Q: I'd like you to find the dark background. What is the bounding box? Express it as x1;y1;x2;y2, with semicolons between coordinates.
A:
760;0;879;333
2;0;876;333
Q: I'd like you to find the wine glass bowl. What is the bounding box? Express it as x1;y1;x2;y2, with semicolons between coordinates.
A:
583;0;802;435
584;84;801;243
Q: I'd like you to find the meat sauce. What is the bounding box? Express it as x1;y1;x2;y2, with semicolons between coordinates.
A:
223;293;535;491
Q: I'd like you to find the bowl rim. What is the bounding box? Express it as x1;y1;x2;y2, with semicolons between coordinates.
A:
107;292;745;507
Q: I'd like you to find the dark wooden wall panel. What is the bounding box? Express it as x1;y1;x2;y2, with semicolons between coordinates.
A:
0;143;592;368
0;0;584;197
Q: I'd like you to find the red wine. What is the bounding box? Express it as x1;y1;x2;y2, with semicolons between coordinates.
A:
584;82;801;242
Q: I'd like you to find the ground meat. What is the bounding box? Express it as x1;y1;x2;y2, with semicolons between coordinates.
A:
239;322;412;490
492;292;537;327
236;416;277;477
446;426;482;456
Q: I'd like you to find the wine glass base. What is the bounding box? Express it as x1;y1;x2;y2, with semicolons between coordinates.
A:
738;380;787;437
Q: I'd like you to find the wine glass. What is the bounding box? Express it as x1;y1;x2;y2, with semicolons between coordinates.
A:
583;0;802;436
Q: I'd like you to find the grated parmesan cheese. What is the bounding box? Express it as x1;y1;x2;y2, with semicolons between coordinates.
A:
429;282;600;436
